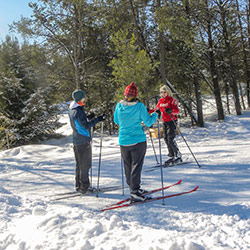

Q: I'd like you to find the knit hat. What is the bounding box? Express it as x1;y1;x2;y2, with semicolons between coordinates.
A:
124;81;138;97
72;89;85;102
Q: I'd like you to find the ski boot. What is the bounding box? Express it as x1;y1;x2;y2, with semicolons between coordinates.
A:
164;157;175;166
130;190;150;203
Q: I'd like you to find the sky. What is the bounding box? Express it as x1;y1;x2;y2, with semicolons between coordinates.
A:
0;0;34;41
0;0;247;42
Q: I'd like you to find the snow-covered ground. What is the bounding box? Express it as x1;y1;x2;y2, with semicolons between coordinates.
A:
0;110;250;250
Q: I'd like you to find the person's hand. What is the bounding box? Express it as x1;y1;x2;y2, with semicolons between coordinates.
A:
165;108;172;114
97;114;107;121
155;109;161;119
87;112;95;120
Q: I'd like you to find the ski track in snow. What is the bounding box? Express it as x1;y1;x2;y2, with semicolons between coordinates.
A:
0;111;250;250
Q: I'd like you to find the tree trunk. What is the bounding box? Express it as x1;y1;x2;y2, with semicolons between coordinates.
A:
73;3;83;89
239;83;246;110
194;66;204;127
156;0;167;83
159;30;167;83
225;81;231;114
184;0;204;126
246;1;250;107
218;0;242;115
205;0;224;120
155;0;197;123
236;0;249;109
129;0;150;56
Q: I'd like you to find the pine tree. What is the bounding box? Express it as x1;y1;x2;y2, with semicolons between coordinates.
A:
0;37;60;149
109;29;158;102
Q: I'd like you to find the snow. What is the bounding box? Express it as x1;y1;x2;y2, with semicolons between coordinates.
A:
0;109;250;250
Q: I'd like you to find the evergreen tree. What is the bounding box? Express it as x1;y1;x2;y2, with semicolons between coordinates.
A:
109;29;158;102
0;37;60;149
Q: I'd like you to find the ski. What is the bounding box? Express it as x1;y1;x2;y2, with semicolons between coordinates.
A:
49;191;78;196
49;185;123;197
100;186;198;211
51;193;83;201
101;179;182;209
144;160;192;172
50;185;124;201
166;161;192;167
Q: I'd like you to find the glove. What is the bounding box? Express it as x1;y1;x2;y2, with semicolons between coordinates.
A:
97;114;107;121
155;109;161;119
165;108;172;114
87;112;95;120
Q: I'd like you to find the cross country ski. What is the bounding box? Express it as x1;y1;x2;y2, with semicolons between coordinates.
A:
49;185;124;201
102;179;182;208
100;185;199;211
144;160;192;172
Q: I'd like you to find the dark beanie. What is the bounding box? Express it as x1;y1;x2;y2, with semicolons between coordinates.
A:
72;89;85;102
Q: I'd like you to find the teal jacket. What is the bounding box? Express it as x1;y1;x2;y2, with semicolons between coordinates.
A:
114;100;157;146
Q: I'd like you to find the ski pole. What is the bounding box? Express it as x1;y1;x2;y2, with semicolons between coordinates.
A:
157;118;165;205
90;127;94;187
121;157;125;196
169;114;201;168
96;121;104;197
148;127;159;164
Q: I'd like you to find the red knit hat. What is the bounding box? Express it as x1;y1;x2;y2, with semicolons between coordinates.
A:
124;81;138;97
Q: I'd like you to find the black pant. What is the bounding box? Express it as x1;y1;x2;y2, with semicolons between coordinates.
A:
73;143;91;191
120;141;147;193
163;121;180;157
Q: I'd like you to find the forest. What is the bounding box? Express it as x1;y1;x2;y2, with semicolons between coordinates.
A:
0;0;250;149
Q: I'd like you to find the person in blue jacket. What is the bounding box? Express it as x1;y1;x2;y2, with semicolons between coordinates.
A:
69;89;106;194
114;82;158;202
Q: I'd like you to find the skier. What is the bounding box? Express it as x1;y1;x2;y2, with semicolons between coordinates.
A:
69;89;106;194
153;85;182;165
114;81;158;202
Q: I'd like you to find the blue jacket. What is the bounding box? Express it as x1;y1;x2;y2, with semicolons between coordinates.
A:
69;101;99;145
114;100;157;146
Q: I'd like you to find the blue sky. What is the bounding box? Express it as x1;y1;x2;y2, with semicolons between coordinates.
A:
0;0;34;41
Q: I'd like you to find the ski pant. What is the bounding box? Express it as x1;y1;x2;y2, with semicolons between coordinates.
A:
73;142;91;191
163;120;180;158
120;141;147;193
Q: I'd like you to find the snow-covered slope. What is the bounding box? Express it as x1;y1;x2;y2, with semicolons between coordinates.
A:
0;111;249;250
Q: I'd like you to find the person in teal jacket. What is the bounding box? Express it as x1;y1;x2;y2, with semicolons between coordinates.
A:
114;81;158;202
